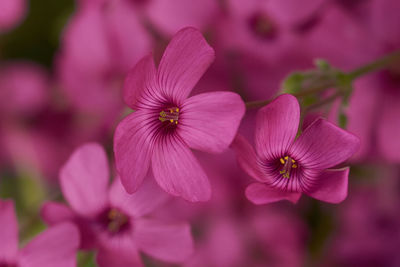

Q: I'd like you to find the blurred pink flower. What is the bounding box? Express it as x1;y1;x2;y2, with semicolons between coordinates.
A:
114;27;245;202
57;0;152;126
41;143;193;266
232;94;360;204
0;199;79;267
0;0;26;32
0;62;49;119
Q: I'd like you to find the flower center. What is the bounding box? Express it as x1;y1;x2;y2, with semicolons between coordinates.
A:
159;107;179;125
279;156;298;179
104;208;130;234
248;12;277;40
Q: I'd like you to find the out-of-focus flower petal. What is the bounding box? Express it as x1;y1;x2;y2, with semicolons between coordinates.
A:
245;183;301;204
135;218;194;263
0;200;18;262
60;143;109;218
0;0;25;32
40;202;75;226
18;223;80;267
96;248;143;267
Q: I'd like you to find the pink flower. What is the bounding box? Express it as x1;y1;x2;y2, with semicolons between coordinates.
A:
232;94;360;204
0;199;79;267
0;0;26;32
114;27;245;202
41;143;194;266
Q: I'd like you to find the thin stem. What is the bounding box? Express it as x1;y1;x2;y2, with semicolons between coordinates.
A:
245;49;400;109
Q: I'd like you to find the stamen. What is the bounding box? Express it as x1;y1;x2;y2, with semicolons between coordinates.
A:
279;156;298;179
159;107;179;124
107;208;129;233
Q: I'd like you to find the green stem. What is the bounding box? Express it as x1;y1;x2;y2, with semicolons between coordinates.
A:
245;49;400;109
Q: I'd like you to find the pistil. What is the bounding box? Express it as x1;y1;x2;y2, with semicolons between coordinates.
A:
279;156;297;178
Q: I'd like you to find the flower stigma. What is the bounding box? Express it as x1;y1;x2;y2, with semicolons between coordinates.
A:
279;156;297;178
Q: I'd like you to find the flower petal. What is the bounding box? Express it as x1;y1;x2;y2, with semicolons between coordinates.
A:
255;94;300;160
231;134;268;182
18;223;80;267
40;201;75;226
114;110;157;193
123;54;160;110
151;136;211;202
157;27;215;103
179;92;245;153
109;177;169;218
0;200;18;262
60;143;109;218
290;118;360;170
306;168;349;204
134;218;194;263
96;248;143;267
245;183;301;204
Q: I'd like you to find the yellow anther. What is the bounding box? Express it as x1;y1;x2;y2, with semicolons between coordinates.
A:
175;121;178;125
284;156;288;160
292;164;297;168
291;159;295;163
170;119;174;123
280;158;285;164
170;109;173;113
176;108;179;112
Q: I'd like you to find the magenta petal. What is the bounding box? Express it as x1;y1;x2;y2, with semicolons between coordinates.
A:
109;177;169;218
306;168;349;204
0;200;18;262
0;0;25;32
290;118;360;169
96;249;143;267
114;111;156;193
123;54;158;109
18;223;80;267
157;27;215;103
179;92;245;153
60;143;109;217
231;134;268;182
152;136;211;202
135;218;194;263
40;202;75;226
245;183;301;204
371;0;400;47
255;94;300;160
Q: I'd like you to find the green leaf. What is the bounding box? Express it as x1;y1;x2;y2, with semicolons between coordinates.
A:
282;72;305;94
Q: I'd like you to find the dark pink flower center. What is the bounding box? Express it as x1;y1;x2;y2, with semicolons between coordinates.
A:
99;208;130;234
248;12;278;40
279;156;298;179
159;107;180;125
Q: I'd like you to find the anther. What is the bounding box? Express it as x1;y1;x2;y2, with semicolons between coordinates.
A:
159;107;180;124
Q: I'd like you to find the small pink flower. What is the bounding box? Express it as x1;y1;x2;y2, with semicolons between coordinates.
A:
0;199;79;267
0;0;26;33
114;27;245;202
41;143;194;266
232;94;360;204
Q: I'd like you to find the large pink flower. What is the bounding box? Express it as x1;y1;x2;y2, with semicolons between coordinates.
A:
232;94;360;204
114;27;245;202
0;200;79;267
41;143;194;266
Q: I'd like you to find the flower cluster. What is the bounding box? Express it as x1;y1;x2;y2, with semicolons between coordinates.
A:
1;0;400;266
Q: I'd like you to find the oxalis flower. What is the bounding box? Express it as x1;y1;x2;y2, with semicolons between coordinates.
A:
0;200;79;267
114;27;245;202
41;143;194;267
232;94;360;204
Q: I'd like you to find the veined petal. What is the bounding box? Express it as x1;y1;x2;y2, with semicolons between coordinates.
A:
231;134;269;182
290;118;360;170
40;202;75;226
18;223;80;267
0;200;18;262
134;218;194;263
96;248;143;267
255;94;300;160
60;143;109;218
114;110;157;193
151;135;211;202
306;168;349;204
157;27;215;103
123;54;160;110
179;92;245;153
109;177;169;218
245;183;301;204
